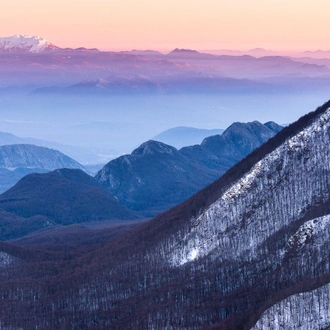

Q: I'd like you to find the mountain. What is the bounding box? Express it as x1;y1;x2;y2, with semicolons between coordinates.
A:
167;48;216;60
0;168;137;239
0;131;50;146
96;99;330;329
65;74;164;95
0;131;115;165
95;121;282;216
129;49;164;57
301;49;330;59
204;48;280;57
0;101;329;329
0;144;85;193
169;48;201;55
36;74;275;96
205;48;330;58
263;120;284;133
0;35;59;53
0;144;84;170
153;126;224;149
0;131;78;154
96;140;209;216
1;36;328;91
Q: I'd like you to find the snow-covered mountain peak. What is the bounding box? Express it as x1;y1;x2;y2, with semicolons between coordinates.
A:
0;35;59;53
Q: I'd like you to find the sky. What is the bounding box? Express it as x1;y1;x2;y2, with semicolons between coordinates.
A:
1;0;330;52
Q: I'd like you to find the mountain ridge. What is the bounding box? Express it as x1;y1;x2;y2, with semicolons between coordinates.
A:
95;120;282;216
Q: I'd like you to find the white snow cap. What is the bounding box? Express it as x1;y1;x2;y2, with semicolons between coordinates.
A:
0;35;58;53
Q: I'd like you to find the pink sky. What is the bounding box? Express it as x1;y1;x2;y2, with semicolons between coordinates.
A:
2;0;330;52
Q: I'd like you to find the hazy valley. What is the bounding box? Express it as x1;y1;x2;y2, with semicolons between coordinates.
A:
1;35;330;162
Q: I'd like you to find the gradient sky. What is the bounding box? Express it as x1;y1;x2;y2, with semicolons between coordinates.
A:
2;0;330;51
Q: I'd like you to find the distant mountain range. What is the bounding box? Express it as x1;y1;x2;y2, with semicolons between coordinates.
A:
153;126;225;148
2;35;330;61
0;120;282;242
0;121;281;199
0;144;84;193
96;121;282;216
1;35;330;160
201;47;330;59
0;35;329;92
0;130;117;165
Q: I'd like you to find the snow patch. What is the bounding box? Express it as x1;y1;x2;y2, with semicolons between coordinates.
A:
0;35;57;53
180;248;199;265
252;282;330;329
287;215;330;250
0;252;14;268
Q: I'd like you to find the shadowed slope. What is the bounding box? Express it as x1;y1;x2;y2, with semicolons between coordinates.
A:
0;169;137;228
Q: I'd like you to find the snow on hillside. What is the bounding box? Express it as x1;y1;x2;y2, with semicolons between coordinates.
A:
0;35;58;53
252;279;330;329
0;252;14;268
252;214;330;329
287;215;330;251
165;108;330;266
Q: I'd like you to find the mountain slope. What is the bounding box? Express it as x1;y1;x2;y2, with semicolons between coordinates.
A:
96;121;282;216
113;99;330;329
252;274;330;329
0;169;137;233
0;102;330;329
86;99;330;329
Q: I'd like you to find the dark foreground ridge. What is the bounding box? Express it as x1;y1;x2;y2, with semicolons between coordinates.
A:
0;168;138;239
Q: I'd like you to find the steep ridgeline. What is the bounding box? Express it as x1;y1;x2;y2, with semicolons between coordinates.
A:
0;169;137;240
76;100;330;329
0;144;84;193
104;100;330;329
95;121;282;216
